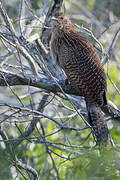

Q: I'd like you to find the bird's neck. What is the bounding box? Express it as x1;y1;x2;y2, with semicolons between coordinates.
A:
52;27;75;39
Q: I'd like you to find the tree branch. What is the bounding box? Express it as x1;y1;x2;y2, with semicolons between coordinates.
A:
102;27;120;65
0;70;120;122
0;70;81;95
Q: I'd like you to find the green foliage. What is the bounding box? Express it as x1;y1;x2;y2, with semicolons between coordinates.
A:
0;148;12;179
31;0;40;10
87;0;96;11
106;65;120;106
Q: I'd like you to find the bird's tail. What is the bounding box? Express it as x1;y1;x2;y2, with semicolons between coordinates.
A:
85;98;110;145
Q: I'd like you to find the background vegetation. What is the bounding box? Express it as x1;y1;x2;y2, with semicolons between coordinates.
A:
0;0;120;179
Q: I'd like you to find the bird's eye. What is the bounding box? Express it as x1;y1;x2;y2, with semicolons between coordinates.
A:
60;16;64;20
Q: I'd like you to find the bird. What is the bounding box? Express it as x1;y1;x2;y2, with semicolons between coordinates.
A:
50;12;110;146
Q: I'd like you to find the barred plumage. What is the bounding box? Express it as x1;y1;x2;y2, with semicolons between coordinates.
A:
50;12;110;145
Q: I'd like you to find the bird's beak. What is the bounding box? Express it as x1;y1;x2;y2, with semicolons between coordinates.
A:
51;16;58;21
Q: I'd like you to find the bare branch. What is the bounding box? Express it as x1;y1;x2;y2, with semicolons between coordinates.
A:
102;27;120;65
0;70;82;96
41;0;63;46
14;94;49;146
0;70;120;122
15;158;39;180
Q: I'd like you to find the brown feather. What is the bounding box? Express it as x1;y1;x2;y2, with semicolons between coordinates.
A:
50;12;110;145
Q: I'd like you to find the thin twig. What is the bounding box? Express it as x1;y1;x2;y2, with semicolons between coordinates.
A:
15;158;39;180
102;27;120;65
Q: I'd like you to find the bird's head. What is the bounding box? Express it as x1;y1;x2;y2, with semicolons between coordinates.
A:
51;12;75;33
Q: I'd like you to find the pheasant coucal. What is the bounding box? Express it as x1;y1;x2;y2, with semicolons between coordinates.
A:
50;12;110;145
